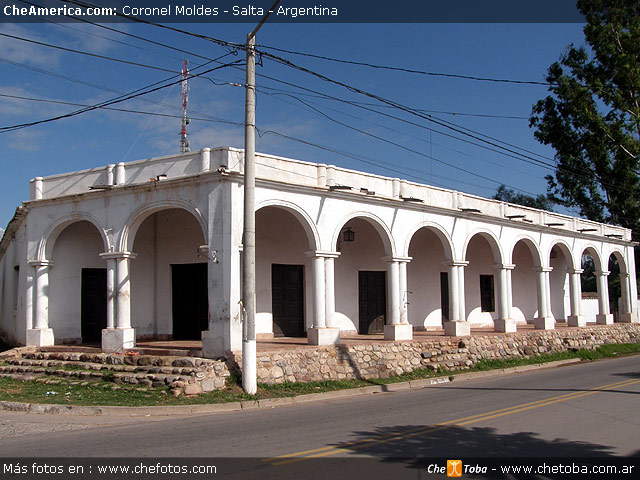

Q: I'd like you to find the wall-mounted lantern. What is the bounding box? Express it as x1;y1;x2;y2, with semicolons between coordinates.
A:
343;227;355;243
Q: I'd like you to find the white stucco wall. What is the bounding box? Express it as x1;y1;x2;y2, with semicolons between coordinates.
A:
49;221;105;342
465;235;499;326
2;147;638;351
131;208;206;338
0;223;25;344
511;242;539;323
549;247;571;322
255;206;313;335
333;217;388;333
407;227;447;329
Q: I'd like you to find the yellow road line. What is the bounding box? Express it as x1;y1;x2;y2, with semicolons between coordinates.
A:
266;377;640;465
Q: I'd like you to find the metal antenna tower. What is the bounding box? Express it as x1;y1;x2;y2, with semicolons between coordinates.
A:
180;60;190;153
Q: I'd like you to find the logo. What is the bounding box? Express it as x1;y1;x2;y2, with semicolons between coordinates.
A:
447;460;463;477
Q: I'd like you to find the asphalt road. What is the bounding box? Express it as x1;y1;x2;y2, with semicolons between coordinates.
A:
1;356;639;479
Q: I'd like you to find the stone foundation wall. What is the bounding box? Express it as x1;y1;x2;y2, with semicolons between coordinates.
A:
229;324;640;385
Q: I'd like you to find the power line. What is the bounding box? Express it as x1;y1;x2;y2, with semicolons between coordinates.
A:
0;92;239;126
255;43;553;87
0;31;180;74
0;53;238;122
21;0;239;65
0;61;241;132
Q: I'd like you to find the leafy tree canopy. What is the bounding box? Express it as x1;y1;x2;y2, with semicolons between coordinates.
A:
530;0;640;237
492;185;554;211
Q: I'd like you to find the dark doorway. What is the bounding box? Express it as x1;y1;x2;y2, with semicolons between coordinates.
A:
172;263;209;340
440;271;449;324
359;271;386;334
272;264;305;337
81;268;107;344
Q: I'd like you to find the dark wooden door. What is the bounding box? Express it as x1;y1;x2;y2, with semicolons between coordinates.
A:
440;271;449;324
272;264;305;337
172;263;209;340
359;271;386;334
81;268;107;344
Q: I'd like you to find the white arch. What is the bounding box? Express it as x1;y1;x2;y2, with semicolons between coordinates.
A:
331;211;396;257
256;199;320;251
509;234;543;268
38;213;110;261
604;246;629;274
580;243;604;272
119;200;207;252
546;239;576;270
403;221;455;260
462;228;504;264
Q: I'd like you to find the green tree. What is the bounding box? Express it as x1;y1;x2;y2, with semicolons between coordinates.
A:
530;0;640;237
492;184;554;211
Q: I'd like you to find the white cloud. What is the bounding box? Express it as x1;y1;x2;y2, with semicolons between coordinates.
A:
0;24;62;69
6;129;47;153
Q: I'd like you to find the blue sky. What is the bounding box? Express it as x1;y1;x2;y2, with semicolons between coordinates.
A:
0;3;588;229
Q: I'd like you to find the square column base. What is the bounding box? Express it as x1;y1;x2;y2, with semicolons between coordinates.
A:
384;324;413;341
26;328;54;347
101;328;135;353
533;317;555;330
201;330;226;358
444;321;470;337
596;313;614;325
494;319;517;333
308;327;341;346
567;315;586;327
619;312;636;323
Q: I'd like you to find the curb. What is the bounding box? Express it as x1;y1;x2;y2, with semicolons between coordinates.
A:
0;358;582;417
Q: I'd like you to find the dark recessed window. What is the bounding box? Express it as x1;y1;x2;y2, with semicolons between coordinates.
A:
480;274;495;312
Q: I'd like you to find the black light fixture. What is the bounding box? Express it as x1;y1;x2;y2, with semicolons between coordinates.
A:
343;227;355;242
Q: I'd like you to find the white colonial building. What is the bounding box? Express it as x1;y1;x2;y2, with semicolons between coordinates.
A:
0;147;637;357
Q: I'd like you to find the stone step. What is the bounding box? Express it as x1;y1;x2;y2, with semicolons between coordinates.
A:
6;358;199;376
0;364;192;386
21;351;213;368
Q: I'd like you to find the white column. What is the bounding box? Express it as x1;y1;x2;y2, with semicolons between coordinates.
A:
306;251;340;345
619;272;634;323
544;268;553;320
26;261;55;346
506;267;513;320
114;162;126;185
595;270;613;324
533;266;554;329
29;177;43;200
200;147;211;172
494;264;516;333
100;252;137;352
444;261;470;336
398;260;410;325
458;262;466;322
106;164;115;185
384;256;413;340
116;256;132;329
324;254;340;329
105;258;116;329
387;259;400;326
567;268;586;326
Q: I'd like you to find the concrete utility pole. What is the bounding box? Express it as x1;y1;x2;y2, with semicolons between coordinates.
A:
242;1;280;395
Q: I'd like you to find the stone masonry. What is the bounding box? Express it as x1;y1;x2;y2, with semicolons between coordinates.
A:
229;324;640;385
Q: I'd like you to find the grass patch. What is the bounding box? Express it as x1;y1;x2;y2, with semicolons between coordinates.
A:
469;351;579;371
0;343;638;407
